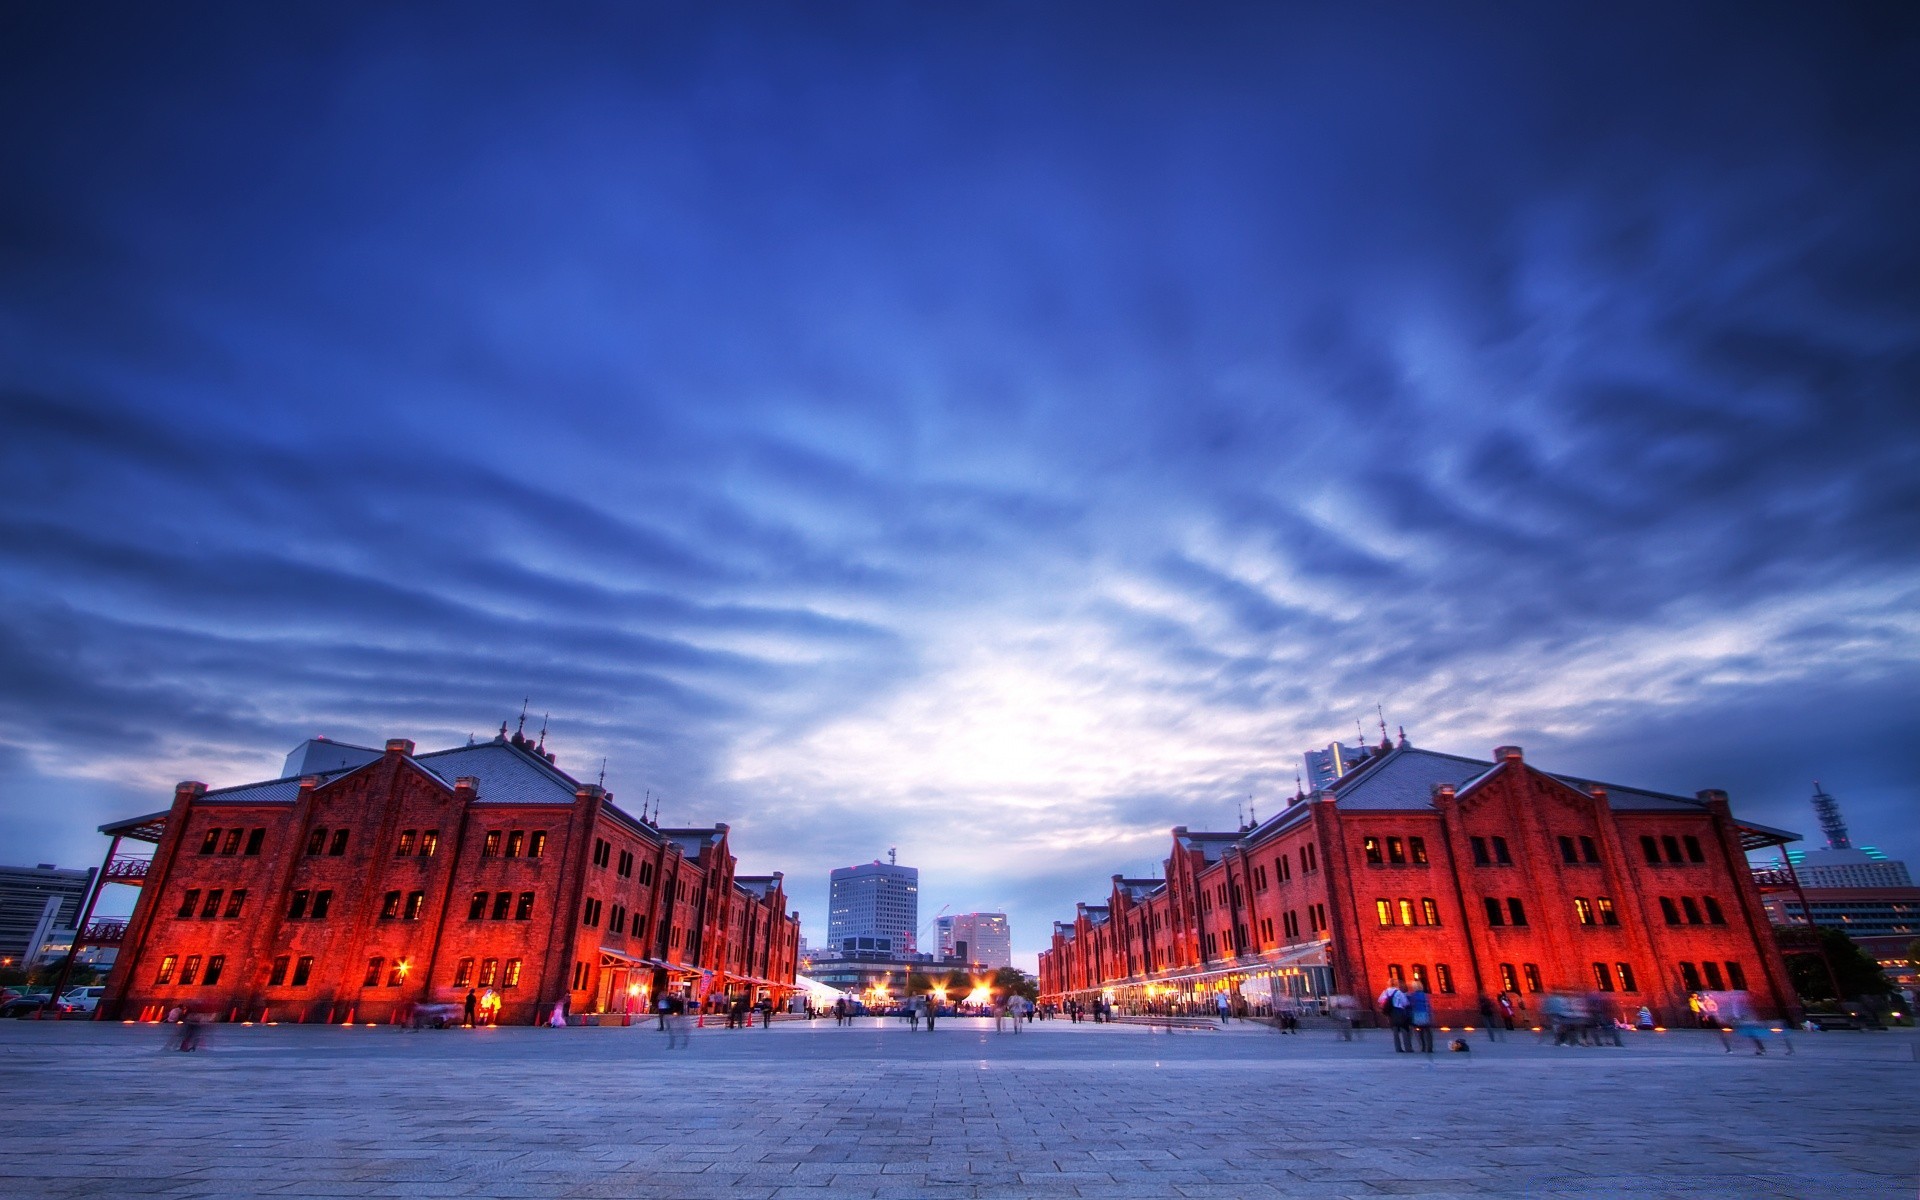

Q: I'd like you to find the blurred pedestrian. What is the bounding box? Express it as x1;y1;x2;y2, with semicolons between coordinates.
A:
1478;994;1501;1042
1377;982;1412;1052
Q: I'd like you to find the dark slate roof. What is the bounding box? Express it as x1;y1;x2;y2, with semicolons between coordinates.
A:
1327;746;1490;810
660;827;727;858
735;876;780;899
199;777;320;805
1174;830;1242;862
415;741;585;805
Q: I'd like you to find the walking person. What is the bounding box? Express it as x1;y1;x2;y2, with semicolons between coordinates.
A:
1216;992;1231;1025
1478;994;1502;1042
1377;981;1412;1052
1498;992;1516;1031
759;995;774;1030
1408;982;1433;1054
464;988;478;1028
549;999;567;1028
656;993;672;1031
925;993;937;1032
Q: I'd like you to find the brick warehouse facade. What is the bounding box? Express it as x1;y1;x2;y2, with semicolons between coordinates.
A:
93;729;799;1024
1039;739;1802;1025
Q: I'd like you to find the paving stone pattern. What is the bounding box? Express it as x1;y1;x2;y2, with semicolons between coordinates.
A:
0;1017;1912;1198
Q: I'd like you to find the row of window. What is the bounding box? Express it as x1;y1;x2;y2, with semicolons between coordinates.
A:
1642;834;1707;866
1574;897;1620;926
469;890;536;921
1250;845;1319;892
1375;897;1443;928
482;829;547;859
582;896;654;940
1363;835;1430;866
1383;962;1456;993
1679;960;1747;991
306;827;351;857
287;889;333;920
1558;836;1601;865
1660;896;1728;926
177;888;247;920
362;956;409;987
198;828;265;856
153;953;225;986
379;890;427;921
455;956;522;988
395;829;440;857
1470;836;1513;866
1484;897;1528;927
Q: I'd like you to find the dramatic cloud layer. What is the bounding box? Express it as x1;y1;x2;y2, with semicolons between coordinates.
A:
4;6;1917;963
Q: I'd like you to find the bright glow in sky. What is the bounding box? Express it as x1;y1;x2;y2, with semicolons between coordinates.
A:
3;7;1917;966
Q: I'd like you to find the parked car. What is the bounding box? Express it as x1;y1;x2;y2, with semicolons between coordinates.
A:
60;986;106;1014
2;994;74;1018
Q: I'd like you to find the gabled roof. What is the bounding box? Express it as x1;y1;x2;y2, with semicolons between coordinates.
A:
734;876;781;899
416;740;586;805
659;827;727;859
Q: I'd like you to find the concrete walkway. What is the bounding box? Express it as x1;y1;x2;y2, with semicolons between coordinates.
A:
0;1016;1911;1198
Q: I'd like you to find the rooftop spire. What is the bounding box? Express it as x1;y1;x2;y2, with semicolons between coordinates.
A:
1811;781;1852;850
517;699;528;736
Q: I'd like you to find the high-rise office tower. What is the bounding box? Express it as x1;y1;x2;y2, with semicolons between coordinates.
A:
827;852;918;955
941;912;1011;969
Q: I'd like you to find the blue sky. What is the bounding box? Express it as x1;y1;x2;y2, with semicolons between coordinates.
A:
3;5;1917;966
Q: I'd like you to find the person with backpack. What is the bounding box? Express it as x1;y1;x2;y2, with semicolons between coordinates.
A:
1377;981;1413;1052
1407;982;1434;1054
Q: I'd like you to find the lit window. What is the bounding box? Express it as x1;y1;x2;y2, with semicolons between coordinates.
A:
454;958;474;987
381;891;402;919
155;955;177;985
478;958;498;987
1385;964;1404;987
1592;962;1614;991
1434;963;1455;994
1398;898;1416;926
419;830;438;857
482;830;502;858
387;961;406;987
516;892;534;921
404;891;424;920
1498;963;1518;994
1387;837;1406;865
1364;837;1383;865
1574;898;1594;926
1422;898;1440;926
528;831;546;858
1377;899;1394;927
502;959;522;988
1522;963;1542;993
221;829;243;856
396;830;416;857
1616;962;1637;992
268;955;289;986
1410;964;1428;989
506;831;524;858
1596;897;1617;926
468;891;487;920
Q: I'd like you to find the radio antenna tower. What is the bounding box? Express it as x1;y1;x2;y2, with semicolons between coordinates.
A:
1810;781;1851;850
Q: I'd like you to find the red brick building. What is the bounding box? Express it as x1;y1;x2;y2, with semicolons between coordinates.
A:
1039;739;1801;1024
92;728;800;1024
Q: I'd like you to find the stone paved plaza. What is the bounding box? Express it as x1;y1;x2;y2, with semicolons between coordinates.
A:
0;1016;1912;1198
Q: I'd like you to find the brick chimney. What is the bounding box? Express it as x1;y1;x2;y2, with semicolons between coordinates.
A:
454;776;479;800
175;781;207;802
1494;745;1524;762
385;738;415;756
1430;782;1456;802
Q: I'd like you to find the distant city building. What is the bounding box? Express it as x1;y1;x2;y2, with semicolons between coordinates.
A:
1303;741;1372;792
0;863;95;968
940;912;1011;969
1756;784;1918;987
828;854;918;955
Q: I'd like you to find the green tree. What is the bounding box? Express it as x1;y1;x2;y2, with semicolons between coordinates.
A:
991;967;1038;1002
1781;927;1893;1004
